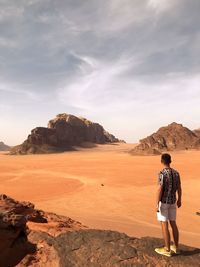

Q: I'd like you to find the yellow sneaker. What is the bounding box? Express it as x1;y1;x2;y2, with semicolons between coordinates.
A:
170;245;181;255
155;247;172;257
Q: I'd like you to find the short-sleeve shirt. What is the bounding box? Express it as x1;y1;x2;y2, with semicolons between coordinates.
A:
158;168;181;204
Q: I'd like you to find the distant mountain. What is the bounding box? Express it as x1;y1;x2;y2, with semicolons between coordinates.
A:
131;122;200;155
0;142;10;151
11;113;121;154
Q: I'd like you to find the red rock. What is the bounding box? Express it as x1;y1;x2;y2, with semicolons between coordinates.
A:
11;114;120;154
131;122;200;155
193;128;200;137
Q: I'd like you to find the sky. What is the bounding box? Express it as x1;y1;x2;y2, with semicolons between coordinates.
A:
0;0;200;145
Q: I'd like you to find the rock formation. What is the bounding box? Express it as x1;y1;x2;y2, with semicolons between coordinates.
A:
0;142;10;151
0;194;87;267
131;122;200;155
194;128;200;138
11;114;120;154
0;194;199;266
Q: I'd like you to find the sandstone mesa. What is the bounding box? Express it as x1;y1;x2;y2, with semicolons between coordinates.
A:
11;113;121;155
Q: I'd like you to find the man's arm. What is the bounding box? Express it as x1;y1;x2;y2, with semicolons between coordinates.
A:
177;175;182;208
156;184;163;211
156;173;163;211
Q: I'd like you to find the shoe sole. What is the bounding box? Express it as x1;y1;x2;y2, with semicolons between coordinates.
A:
171;250;181;255
155;249;172;257
170;247;181;255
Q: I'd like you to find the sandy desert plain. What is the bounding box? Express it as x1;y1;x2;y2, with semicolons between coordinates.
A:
0;143;199;248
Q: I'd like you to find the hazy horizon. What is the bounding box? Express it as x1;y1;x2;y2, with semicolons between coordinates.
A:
0;0;200;146
1;115;199;147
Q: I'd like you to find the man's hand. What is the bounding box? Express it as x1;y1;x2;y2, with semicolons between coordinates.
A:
156;203;159;212
177;199;182;208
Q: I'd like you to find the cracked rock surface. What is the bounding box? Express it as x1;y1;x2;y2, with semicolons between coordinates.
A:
46;230;200;267
20;229;200;267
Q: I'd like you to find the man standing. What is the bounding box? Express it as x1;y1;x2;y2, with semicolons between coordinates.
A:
155;153;182;257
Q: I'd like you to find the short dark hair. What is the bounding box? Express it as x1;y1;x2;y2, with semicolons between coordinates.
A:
161;153;172;165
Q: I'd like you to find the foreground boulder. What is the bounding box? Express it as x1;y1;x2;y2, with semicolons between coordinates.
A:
0;194;87;267
11;114;120;154
0;142;10;151
131;122;200;155
0;194;199;267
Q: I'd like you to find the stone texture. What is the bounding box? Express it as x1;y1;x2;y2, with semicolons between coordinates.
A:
11;113;120;154
19;230;200;267
131;122;200;155
0;194;34;267
194;128;200;137
0;194;87;267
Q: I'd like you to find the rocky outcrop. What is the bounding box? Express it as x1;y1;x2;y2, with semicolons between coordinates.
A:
131;122;200;155
11;114;120;154
0;142;10;151
0;194;33;267
0;194;199;267
0;194;87;267
194;128;200;138
19;230;200;267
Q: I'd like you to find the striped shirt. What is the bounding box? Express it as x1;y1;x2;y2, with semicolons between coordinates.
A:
158;168;181;204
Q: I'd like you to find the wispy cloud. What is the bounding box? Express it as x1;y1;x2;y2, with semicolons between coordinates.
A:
0;0;199;144
147;0;175;13
58;54;139;110
0;83;38;99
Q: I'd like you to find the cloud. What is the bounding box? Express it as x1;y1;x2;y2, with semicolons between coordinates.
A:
0;104;12;112
0;0;199;144
147;0;174;12
0;83;38;99
58;54;138;110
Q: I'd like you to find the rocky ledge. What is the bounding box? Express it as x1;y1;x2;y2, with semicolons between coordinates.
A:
0;194;199;267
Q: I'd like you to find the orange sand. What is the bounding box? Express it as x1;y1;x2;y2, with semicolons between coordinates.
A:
0;143;199;248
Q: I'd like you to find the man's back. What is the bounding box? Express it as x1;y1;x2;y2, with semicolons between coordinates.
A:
155;154;182;257
158;168;181;204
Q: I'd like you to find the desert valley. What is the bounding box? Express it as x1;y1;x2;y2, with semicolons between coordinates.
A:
1;1;200;265
0;144;200;247
0;114;200;266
